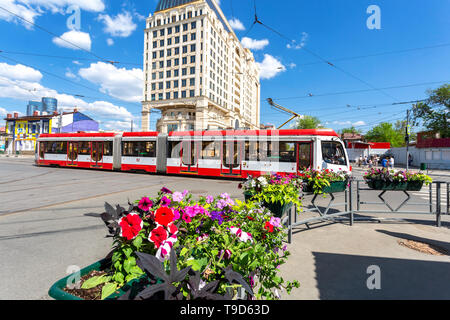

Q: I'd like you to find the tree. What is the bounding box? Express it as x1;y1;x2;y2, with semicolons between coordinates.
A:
412;84;450;138
295;116;323;129
365;122;405;147
340;127;362;135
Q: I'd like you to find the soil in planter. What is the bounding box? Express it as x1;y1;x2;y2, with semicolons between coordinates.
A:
398;239;449;256
63;270;109;300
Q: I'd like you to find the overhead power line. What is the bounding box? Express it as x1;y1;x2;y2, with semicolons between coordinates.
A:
0;50;142;66
270;80;450;101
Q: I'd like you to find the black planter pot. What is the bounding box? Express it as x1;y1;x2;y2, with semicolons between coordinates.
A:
366;180;424;191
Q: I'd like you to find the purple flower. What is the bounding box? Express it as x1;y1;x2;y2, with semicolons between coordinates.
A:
173;209;181;221
206;195;214;204
161;196;171;207
270;217;281;228
160;187;173;194
211;211;224;225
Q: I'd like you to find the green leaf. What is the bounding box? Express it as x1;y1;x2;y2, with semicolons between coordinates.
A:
101;282;118;300
132;236;143;249
123;247;133;258
81;275;110;289
180;247;189;257
123;257;136;274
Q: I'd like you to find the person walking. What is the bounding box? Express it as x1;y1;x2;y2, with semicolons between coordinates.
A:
389;156;395;169
408;154;413;167
381;157;388;168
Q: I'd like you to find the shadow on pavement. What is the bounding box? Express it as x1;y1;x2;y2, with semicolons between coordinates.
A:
312;251;450;300
375;229;450;252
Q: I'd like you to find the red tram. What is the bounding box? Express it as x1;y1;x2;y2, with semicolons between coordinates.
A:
36;129;351;178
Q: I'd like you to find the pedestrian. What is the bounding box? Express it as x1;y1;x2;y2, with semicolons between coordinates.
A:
381;157;388;168
389;156;395;169
368;158;373;168
358;155;363;168
408;154;413;167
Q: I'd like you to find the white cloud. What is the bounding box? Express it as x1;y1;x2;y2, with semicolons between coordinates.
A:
97;11;137;38
65;68;77;79
0;0;105;28
287;32;309;50
241;37;269;51
256;54;286;80
288;63;297;69
0;62;43;82
106;38;114;46
52;30;92;51
78;62;143;102
333;120;367;127
229;18;245;31
0;61;136;130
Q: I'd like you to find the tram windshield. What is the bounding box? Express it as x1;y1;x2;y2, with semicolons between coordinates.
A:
321;141;347;166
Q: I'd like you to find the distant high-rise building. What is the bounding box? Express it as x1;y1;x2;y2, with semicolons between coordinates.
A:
27;97;58;116
142;0;261;133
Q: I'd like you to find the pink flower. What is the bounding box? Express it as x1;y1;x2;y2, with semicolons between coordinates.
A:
270;217;281;228
156;235;177;262
160;196;171;207
138;197;153;212
118;213;143;241
206;195;214;204
173;209;181;221
219;249;232;260
172;192;184;202
182;212;192;223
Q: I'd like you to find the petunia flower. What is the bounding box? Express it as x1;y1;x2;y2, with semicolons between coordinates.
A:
218;249;232;260
155;235;177;262
160;196;171;207
182;212;192;223
155;206;175;227
148;225;168;249
206;195;214;204
264;221;274;233
160;187;173;194
138;197;153;212
270;217;281;228
118;213;143;241
172;192;184;202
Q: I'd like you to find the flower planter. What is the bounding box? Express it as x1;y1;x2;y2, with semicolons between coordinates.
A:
303;181;348;194
244;192;293;218
48;259;149;300
366;180;424;191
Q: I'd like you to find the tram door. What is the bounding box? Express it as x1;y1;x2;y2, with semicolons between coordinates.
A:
180;140;198;173
297;142;313;172
67;142;78;166
221;140;242;176
91;141;104;168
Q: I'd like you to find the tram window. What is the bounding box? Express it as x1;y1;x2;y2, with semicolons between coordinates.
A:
245;141;259;161
168;141;182;158
122;141;156;157
47;141;67;154
279;142;296;163
78;142;91;155
298;143;312;169
322;141;346;166
103;142;113;156
201;141;220;159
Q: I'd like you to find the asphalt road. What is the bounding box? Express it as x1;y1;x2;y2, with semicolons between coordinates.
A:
0;158;448;300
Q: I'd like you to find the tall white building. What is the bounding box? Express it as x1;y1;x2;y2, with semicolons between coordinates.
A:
142;0;261;133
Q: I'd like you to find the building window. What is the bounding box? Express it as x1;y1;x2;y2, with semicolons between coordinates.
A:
191;44;196;52
183;34;188;42
159;50;164;58
182;68;187;76
190;78;195;86
175;36;180;44
190;67;195;74
182;45;188;54
167;60;172;67
182;79;187;87
175;25;180;33
159;93;163;100
166;92;171;100
182;57;187;65
174;80;179;88
175;47;180;55
174;58;179;66
167;27;172;35
191;21;196;29
181;91;187;98
191;33;196;41
166;70;171;77
190;90;195;97
190;55;196;63
166;81;171;89
174;69;179;77
174;91;179;99
160;29;165;36
183;23;188;31
167;49;172;56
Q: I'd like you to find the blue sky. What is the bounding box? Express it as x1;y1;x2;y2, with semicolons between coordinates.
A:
0;0;449;133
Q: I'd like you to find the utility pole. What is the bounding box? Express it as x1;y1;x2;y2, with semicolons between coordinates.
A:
131;120;134;132
406;109;411;171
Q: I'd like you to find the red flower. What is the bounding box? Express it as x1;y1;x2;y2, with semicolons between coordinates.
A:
247;216;254;221
149;225;168;249
167;222;178;235
118;213;143;241
155;207;174;227
264;221;274;233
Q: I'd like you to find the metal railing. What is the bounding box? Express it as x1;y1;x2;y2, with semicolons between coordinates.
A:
282;179;448;244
